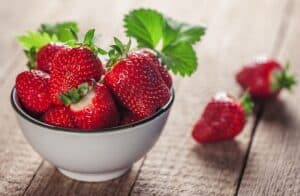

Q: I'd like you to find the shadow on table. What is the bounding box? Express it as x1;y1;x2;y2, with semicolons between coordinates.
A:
191;140;244;172
260;98;297;129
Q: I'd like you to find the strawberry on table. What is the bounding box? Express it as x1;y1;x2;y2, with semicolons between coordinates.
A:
236;58;296;99
192;92;253;143
50;29;105;105
42;106;75;128
17;22;79;73
16;70;51;114
59;82;120;130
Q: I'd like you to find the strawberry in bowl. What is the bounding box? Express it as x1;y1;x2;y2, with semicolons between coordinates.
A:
11;9;205;182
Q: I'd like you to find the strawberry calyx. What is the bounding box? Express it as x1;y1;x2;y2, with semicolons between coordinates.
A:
239;92;254;116
271;62;296;92
106;37;132;68
59;82;92;106
65;29;107;56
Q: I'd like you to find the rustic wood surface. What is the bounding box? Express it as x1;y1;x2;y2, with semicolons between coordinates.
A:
0;0;299;195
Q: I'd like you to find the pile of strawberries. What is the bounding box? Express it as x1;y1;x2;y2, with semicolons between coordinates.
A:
15;8;206;130
16;33;172;130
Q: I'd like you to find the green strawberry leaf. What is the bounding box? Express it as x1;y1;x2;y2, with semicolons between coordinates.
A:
160;42;197;76
39;21;79;42
124;8;164;49
124;8;206;76
17;31;58;51
163;18;206;48
83;29;95;45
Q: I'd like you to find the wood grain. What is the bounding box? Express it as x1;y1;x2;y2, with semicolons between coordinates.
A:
238;0;300;195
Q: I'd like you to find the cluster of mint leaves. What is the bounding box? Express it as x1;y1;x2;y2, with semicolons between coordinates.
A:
17;22;79;69
124;9;206;76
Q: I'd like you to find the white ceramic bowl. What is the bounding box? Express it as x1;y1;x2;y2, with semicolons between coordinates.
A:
11;88;174;182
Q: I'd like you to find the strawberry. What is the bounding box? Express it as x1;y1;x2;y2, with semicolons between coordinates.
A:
236;59;296;98
50;29;105;105
60;83;120;130
104;39;171;118
120;109;142;125
16;70;51;114
138;49;173;89
192;92;253;143
36;43;64;73
42;106;75;128
17;22;79;72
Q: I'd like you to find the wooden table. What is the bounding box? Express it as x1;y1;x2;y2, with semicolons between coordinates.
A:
0;0;299;195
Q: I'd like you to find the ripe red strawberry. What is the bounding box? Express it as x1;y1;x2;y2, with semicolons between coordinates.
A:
50;29;106;106
120;109;142;125
37;43;64;73
60;83;120;130
42;106;75;128
138;49;173;89
104;40;171;118
236;59;296;98
50;47;105;105
16;70;51;114
192;92;253;143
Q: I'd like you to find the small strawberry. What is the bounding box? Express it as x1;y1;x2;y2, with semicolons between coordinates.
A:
59;82;120;130
36;43;64;73
104;38;171;118
17;22;79;72
16;70;51;114
192;92;253;143
120;109;142;125
236;58;296;98
42;106;75;128
50;29;105;105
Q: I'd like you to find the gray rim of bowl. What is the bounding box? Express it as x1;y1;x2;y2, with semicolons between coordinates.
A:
11;87;175;133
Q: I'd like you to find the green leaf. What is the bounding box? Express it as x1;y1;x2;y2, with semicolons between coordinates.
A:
124;8;165;48
24;48;37;69
160;42;197;76
163;18;206;47
123;8;206;76
39;21;79;42
59;94;72;106
83;29;95;45
97;48;108;55
17;31;58;51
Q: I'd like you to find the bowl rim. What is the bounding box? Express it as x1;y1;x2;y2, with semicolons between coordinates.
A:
11;87;174;134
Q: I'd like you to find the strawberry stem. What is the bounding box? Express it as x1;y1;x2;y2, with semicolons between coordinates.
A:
272;62;296;91
239;92;254;116
106;37;131;68
59;82;91;106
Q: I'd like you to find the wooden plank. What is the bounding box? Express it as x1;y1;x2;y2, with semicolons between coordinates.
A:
238;0;300;195
129;0;290;195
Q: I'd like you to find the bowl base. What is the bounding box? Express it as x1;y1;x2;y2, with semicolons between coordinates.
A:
58;167;130;182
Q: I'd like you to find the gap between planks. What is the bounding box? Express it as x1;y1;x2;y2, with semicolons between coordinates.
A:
234;0;295;195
